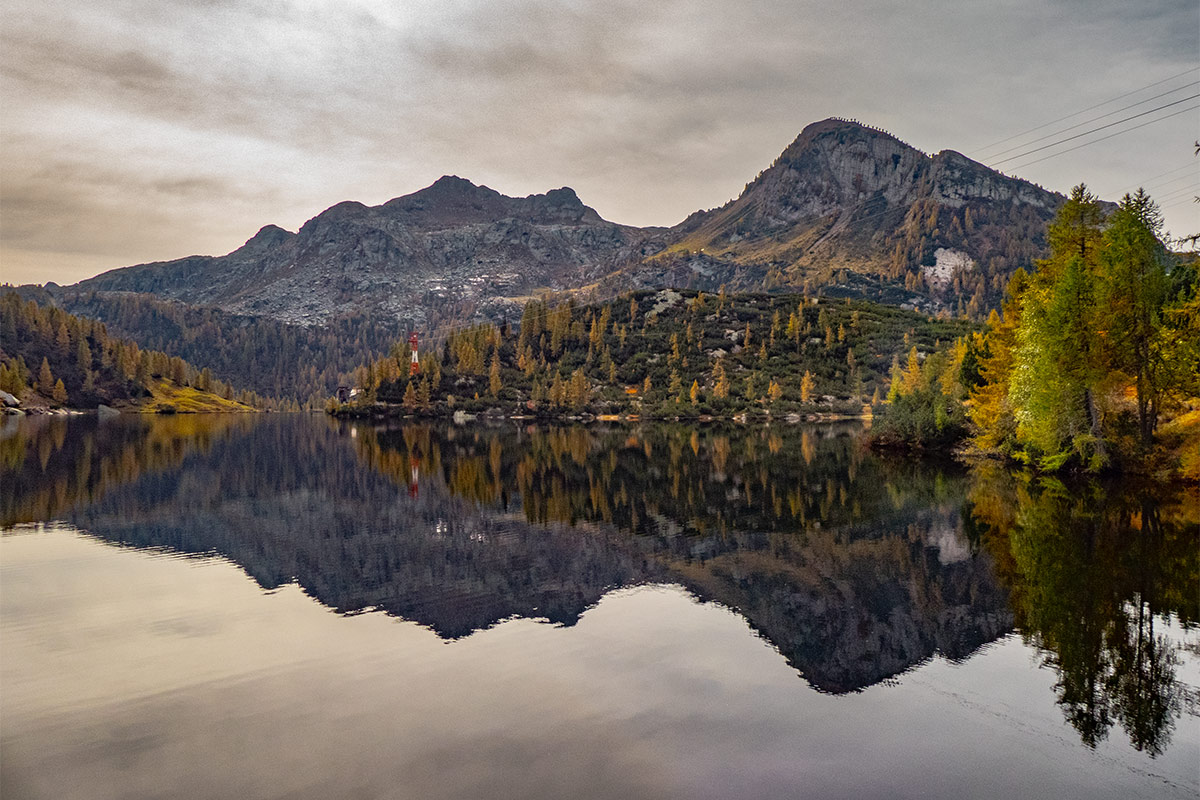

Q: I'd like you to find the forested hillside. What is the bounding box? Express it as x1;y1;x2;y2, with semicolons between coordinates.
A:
52;290;399;407
0;292;262;412
338;289;972;418
875;186;1200;477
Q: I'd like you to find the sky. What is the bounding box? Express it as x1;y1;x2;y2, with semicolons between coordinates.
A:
1;0;1197;286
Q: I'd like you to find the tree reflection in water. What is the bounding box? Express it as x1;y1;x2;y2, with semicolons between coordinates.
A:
968;464;1198;756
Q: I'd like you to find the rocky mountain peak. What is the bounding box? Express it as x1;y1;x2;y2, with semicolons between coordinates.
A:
541;186;582;206
779;118;917;160
238;224;295;254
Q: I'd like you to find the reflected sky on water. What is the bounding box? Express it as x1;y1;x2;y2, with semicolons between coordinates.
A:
2;413;1197;799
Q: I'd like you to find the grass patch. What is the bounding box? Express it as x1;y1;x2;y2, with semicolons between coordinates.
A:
140;379;256;414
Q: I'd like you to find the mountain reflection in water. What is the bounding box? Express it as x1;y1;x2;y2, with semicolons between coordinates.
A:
2;413;1195;753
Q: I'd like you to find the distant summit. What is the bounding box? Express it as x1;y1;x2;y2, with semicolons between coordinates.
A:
73;176;653;328
610;118;1063;315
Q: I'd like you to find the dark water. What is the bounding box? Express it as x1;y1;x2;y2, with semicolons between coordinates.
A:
1;413;1196;800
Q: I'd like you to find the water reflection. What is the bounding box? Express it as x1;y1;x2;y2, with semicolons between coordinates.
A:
2;414;1195;752
968;466;1198;755
351;421;1012;693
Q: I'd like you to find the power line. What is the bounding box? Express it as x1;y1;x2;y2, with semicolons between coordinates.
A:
995;97;1199;168
1139;173;1200;195
985;81;1199;161
1117;163;1197;195
1151;183;1200;204
973;67;1198;155
1159;195;1199;213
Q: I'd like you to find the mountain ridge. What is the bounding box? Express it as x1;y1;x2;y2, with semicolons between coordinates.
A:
63;118;1067;327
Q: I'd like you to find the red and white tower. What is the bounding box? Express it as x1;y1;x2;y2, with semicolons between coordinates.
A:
409;332;420;376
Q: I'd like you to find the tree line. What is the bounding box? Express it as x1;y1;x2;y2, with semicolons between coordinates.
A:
52;290;399;408
0;292;266;410
336;287;972;419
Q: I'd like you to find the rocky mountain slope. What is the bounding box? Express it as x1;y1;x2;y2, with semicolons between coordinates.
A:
73;175;665;329
611;118;1064;314
64;118;1067;330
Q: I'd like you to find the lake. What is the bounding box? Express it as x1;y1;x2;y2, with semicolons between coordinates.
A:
1;413;1196;799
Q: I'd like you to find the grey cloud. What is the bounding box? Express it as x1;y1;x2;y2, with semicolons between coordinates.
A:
1;0;1196;283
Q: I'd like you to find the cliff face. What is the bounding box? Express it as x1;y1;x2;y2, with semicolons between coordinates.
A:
68;119;1068;327
76;176;664;328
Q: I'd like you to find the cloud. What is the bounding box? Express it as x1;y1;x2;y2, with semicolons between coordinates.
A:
1;0;1196;284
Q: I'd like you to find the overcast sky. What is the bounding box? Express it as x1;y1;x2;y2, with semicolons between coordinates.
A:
2;0;1197;286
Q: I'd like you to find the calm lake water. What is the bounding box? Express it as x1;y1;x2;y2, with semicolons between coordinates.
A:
2;413;1197;800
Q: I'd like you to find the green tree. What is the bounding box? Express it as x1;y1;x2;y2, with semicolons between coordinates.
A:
1099;190;1169;444
1008;186;1108;469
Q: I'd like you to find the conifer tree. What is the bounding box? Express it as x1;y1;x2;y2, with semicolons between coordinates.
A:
712;361;729;400
1099;190;1170;443
488;352;502;396
37;358;54;397
569;369;590;410
668;369;682;399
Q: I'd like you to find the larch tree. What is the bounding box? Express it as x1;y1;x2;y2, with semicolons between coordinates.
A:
712;361;729;400
1099;190;1169;444
800;370;814;403
37;358;54;397
1009;186;1107;468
